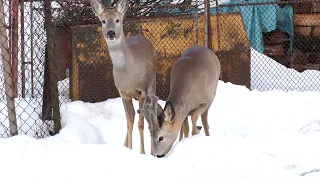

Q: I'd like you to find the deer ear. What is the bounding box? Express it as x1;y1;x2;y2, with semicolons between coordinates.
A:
163;102;175;123
90;0;104;16
116;0;128;14
157;104;164;125
157;104;163;118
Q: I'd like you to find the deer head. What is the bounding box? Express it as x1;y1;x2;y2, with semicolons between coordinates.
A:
138;95;181;158
89;0;128;45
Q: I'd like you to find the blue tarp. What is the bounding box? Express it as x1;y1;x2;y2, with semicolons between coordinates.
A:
211;0;294;53
155;0;294;53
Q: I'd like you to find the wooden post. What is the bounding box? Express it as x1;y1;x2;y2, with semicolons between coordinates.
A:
0;0;18;136
11;0;19;98
43;0;61;134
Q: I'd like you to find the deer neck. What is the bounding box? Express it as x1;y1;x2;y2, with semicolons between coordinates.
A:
106;34;129;69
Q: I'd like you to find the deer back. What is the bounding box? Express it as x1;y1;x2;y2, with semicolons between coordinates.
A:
168;45;221;116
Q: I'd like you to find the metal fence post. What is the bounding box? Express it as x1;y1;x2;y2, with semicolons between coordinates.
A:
11;0;19;98
0;0;18;136
204;0;212;49
44;0;62;134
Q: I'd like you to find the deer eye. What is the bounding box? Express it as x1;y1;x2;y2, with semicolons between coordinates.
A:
116;19;119;23
102;20;106;24
158;136;164;142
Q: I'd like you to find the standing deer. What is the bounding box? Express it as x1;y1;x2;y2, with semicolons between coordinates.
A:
138;45;221;158
89;0;157;155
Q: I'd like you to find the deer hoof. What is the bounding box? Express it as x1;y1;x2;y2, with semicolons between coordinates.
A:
196;126;202;130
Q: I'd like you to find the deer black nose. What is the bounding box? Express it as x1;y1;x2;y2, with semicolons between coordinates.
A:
156;154;165;158
107;30;115;38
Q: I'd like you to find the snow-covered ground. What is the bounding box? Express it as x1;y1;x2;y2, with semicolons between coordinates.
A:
1;57;320;179
251;49;320;91
0;2;320;176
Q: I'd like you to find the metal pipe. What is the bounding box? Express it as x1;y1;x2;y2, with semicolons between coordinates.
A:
204;0;212;49
30;0;34;97
12;0;19;98
204;0;208;47
0;0;18;136
44;0;62;134
215;0;220;52
215;0;222;80
21;0;26;98
22;0;310;4
35;3;197;11
9;0;12;63
195;0;198;45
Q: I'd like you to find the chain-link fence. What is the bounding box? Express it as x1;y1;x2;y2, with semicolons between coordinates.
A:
1;0;320;139
0;0;53;138
0;0;201;138
57;1;201;102
211;0;320;91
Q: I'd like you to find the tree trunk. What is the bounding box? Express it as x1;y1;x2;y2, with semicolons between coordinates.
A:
0;0;18;136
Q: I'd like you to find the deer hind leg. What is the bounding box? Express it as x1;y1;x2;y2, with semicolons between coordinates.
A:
191;103;208;136
201;108;210;136
122;97;135;150
138;96;145;154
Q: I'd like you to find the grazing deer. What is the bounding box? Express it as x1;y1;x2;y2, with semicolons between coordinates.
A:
89;0;157;155
138;45;221;158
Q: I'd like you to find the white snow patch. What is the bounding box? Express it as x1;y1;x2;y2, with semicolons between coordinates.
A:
1;80;320;180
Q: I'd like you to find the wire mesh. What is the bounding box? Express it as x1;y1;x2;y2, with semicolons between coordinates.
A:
0;0;201;138
0;0;53;138
51;0;201;102
213;0;320;91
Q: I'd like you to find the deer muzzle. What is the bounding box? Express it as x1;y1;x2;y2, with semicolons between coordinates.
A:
107;30;115;40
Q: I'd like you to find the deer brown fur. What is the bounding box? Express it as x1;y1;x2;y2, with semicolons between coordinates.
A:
138;45;221;157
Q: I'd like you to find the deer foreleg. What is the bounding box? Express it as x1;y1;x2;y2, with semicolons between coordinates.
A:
122;97;135;150
179;117;189;141
179;125;183;141
183;117;189;138
138;97;145;154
